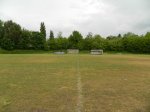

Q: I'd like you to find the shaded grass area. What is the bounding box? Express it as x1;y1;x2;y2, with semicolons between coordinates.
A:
0;54;150;111
0;49;52;54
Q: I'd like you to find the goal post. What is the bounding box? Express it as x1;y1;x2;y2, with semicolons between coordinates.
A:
67;49;79;54
91;50;103;55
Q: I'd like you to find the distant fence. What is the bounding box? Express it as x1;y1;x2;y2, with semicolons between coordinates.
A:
91;50;103;55
67;49;79;54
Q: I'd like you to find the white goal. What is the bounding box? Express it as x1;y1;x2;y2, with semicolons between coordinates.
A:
67;49;79;54
91;50;103;55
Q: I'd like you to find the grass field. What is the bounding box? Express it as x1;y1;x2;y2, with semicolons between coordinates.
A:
0;54;150;112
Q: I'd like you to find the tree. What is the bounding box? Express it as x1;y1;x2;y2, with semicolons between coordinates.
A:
0;20;4;47
139;33;150;53
83;32;93;50
91;35;106;50
40;22;49;50
49;30;54;39
31;31;45;50
122;32;140;52
1;38;14;50
1;19;150;53
145;32;150;38
48;30;56;50
118;34;122;38
55;32;68;50
68;31;83;49
55;32;63;50
40;22;46;39
106;38;123;51
1;20;22;50
19;29;32;49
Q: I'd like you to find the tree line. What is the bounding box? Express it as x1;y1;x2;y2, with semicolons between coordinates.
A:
0;19;150;53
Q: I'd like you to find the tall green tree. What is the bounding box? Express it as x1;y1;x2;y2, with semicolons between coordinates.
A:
91;35;106;50
49;30;54;39
40;22;48;50
40;22;46;39
122;32;139;52
55;32;68;50
1;20;22;50
106;38;123;51
0;20;4;47
31;31;45;50
145;32;150;38
83;32;93;50
19;29;32;49
68;31;83;49
48;30;56;50
136;33;150;53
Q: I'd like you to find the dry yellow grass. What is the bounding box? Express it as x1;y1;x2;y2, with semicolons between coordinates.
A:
0;54;150;112
80;54;150;112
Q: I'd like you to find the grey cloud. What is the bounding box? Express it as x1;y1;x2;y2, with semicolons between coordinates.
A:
0;0;150;37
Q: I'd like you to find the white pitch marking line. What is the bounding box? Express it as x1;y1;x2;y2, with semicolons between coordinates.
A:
76;55;83;112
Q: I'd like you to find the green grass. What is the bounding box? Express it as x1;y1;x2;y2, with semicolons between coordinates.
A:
0;54;150;112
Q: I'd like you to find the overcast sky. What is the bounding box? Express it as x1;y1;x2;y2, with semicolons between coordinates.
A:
0;0;150;37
